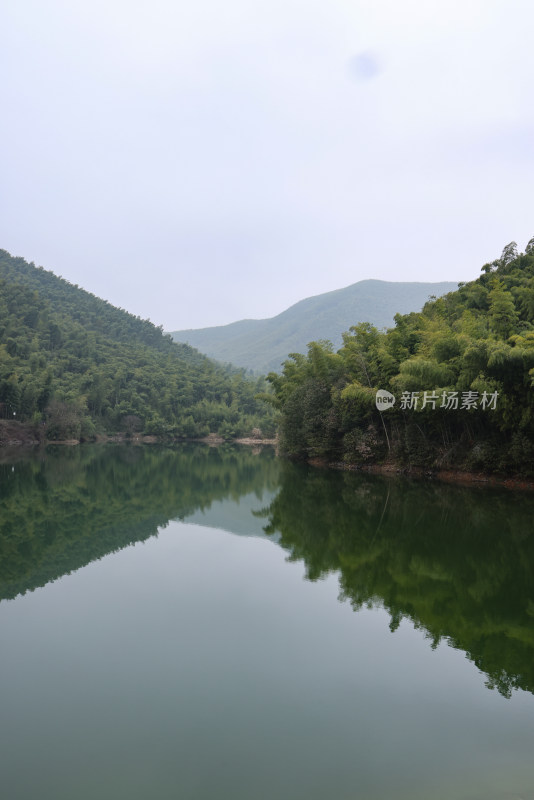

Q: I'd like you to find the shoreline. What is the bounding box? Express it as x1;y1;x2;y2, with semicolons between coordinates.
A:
1;420;530;489
0;423;278;450
307;457;534;492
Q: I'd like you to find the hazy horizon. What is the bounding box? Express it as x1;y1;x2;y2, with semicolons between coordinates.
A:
169;277;458;332
2;0;533;329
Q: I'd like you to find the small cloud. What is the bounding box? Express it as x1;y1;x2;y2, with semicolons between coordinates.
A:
348;52;381;81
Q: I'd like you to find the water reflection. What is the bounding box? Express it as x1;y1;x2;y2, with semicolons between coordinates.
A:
0;443;279;602
261;462;534;698
1;444;533;698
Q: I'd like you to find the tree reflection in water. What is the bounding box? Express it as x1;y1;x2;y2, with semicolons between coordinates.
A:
1;444;533;698
260;462;534;698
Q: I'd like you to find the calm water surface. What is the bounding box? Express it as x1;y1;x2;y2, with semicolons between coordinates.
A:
0;444;533;800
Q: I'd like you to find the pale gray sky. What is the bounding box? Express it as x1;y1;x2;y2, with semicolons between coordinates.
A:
2;0;533;329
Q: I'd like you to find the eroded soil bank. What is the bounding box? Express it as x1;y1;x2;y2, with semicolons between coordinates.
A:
308;456;534;491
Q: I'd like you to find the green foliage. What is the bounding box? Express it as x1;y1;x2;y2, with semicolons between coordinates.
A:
488;279;520;338
0;250;276;438
268;238;534;474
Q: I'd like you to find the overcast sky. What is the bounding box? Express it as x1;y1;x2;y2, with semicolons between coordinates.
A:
1;0;533;330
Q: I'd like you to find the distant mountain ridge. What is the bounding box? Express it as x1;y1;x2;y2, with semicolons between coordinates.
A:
170;279;458;374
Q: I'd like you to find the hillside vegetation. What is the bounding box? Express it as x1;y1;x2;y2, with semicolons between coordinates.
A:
267;239;534;476
171;279;457;374
0;250;275;440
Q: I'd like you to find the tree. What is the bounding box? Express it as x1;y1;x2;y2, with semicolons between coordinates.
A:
488;280;519;339
123;415;142;436
500;241;518;266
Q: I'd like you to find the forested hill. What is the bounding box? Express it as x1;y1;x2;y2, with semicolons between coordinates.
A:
0;250;275;439
267;238;534;477
170;279;458;374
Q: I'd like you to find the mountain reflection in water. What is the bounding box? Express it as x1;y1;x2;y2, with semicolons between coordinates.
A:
1;443;533;698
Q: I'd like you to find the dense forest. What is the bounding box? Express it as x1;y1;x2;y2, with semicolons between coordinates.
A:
266;238;534;476
0;250;276;440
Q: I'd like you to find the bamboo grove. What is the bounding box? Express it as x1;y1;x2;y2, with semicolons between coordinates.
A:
266;238;534;476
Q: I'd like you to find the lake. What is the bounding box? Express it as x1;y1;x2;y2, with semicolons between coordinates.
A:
1;443;533;800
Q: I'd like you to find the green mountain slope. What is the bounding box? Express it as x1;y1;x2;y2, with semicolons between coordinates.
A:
0;249;274;438
170;279;458;374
